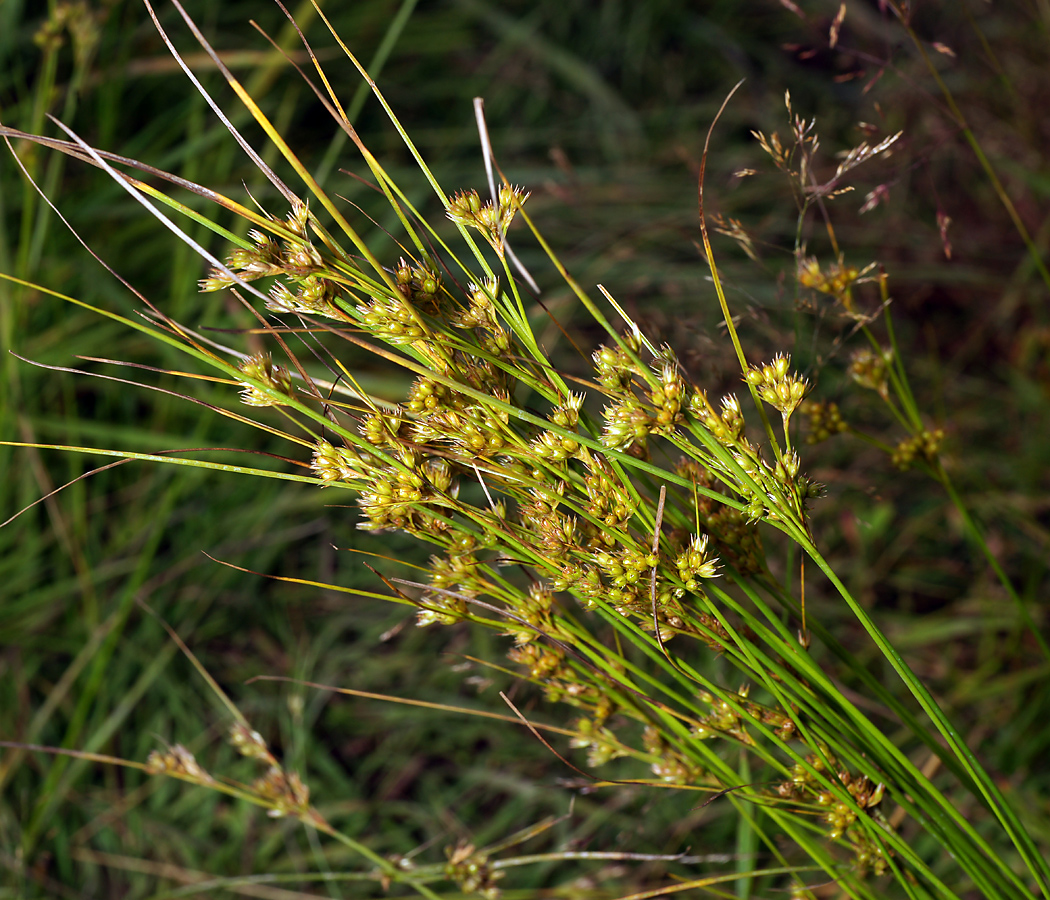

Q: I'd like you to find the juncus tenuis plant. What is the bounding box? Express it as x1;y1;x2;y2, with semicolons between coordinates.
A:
2;2;1047;898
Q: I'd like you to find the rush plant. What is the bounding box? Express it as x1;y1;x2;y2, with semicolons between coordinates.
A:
2;2;1047;899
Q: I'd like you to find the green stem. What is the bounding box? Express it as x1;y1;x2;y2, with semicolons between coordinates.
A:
804;538;1050;896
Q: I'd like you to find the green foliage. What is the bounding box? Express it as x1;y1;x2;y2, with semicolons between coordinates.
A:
3;2;1050;899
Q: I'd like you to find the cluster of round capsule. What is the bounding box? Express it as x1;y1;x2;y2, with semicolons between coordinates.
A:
394;257;442;312
446;185;529;246
237;353;294;407
360;411;404;448
648;361;686;433
355;451;444;532
594;546;658;590
742;700;797;742
675;534;720;591
531;394;585;463
642;726;703;784
848;347;891;398
444;842;502;900
569;716;629;767
533;507;578;554
693;689;751;743
358;470;423;518
451;279;500;330
532;429;580;462
505;584;555;646
817;773;884;840
797;255;862;304
600;396;652;451
417;554;474;626
779;755;886;843
266;276;342;319
582;453;635;530
745;353;809;418
418;406;507;457
311;440;374;484
891;428;945;470
357;295;427;344
404;377;458;415
802;399;848;443
850;830;890;877
705;506;765;575
507;641;567;682
251;766;310;819
688;392;745;446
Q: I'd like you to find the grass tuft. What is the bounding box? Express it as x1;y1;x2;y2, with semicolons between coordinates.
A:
3;2;1049;898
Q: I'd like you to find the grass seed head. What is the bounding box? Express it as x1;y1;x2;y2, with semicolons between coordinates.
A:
802;399;848;443
848;347;892;398
446;185;530;249
745;353;809;420
145;744;215;785
238;353;294;407
253;766;311;818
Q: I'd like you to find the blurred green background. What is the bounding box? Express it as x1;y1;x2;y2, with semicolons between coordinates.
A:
2;0;1049;896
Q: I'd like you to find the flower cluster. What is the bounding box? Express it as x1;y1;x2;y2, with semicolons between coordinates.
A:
357;294;429;344
311;440;377;484
532;393;584;463
778;752;886;842
444;842;503;900
593;337;644;393
204;187;886;886
451;278;500;330
674;534;720;591
797;255;871;311
146;743;214;784
446;185;530;249
200;202;328;297
394;256;443;313
642;725;703;784
694;688;752;744
892;428;945;470
569;715;630;767
848;347;892;399
688;391;745;446
745;353;809;422
582;451;635;530
267;275;341;319
648;359;686;434
675;461;764;576
816;771;885;840
237;352;294;407
802;399;849;443
418;552;477;626
252;766;311;819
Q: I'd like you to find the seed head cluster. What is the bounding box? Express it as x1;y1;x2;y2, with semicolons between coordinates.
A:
200;179;894;875
446;185;530;250
237;352;294;407
745;353;809;422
